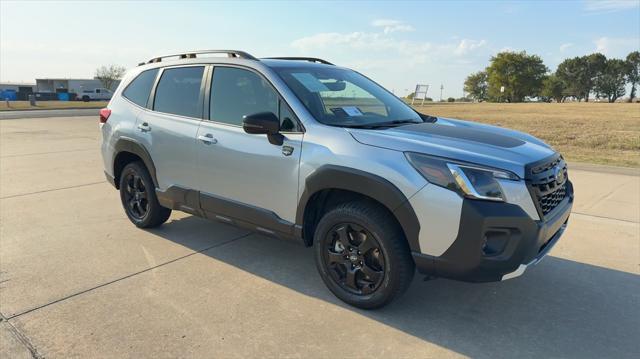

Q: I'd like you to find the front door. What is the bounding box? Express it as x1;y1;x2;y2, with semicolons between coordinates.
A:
195;66;303;229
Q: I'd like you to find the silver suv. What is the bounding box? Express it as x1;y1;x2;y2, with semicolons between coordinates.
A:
100;50;573;309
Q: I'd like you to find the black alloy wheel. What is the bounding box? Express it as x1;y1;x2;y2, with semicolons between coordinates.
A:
123;172;149;220
119;161;171;228
313;201;415;309
323;223;385;295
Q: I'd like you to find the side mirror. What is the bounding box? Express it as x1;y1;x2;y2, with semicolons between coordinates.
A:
242;112;283;145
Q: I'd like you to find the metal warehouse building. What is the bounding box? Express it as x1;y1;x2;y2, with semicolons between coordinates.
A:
35;78;120;94
0;82;36;100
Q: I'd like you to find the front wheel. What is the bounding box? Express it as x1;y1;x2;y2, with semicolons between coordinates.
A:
313;201;415;309
119;161;171;228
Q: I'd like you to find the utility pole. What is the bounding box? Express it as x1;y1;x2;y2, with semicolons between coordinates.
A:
440;84;444;102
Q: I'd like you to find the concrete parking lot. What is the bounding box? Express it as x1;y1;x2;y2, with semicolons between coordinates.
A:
1;115;639;358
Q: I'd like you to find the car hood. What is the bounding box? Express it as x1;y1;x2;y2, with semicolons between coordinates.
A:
347;117;556;178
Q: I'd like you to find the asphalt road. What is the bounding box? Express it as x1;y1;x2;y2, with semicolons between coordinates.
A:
1;115;639;358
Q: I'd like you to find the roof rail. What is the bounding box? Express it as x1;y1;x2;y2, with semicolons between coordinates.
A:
263;57;334;65
139;50;257;66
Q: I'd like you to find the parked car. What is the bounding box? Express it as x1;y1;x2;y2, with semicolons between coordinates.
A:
99;50;573;309
78;88;113;101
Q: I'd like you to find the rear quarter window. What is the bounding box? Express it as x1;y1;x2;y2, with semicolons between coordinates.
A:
122;68;159;107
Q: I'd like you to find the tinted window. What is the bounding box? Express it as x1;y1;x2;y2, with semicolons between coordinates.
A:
123;68;159;107
154;66;204;118
210;67;278;126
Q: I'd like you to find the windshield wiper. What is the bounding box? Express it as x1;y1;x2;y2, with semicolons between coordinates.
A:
361;119;423;128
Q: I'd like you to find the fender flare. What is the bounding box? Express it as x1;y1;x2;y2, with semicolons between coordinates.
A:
295;165;421;252
112;137;158;188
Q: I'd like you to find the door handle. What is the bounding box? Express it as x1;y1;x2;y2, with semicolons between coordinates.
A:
137;122;151;132
198;133;217;145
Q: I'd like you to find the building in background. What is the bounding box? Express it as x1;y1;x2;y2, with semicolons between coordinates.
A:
35;78;120;94
0;82;36;100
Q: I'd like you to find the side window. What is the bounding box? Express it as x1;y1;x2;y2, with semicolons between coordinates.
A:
122;68;159;107
279;100;301;132
210;67;278;126
154;66;204;118
96;89;101;93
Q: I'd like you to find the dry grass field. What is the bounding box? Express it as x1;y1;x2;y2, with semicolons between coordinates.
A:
0;100;108;111
411;102;640;168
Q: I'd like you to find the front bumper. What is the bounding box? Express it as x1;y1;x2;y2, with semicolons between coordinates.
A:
413;180;573;282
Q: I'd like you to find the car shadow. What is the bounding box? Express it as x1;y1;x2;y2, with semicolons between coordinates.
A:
148;215;640;358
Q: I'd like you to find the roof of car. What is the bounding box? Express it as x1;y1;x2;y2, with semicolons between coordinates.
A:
259;58;335;68
137;50;336;69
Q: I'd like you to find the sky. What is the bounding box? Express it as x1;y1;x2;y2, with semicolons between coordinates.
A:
1;0;639;98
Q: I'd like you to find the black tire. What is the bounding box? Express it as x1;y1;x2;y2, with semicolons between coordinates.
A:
82;95;90;102
119;161;171;228
314;201;415;309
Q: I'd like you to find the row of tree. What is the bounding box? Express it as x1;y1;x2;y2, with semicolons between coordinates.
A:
464;51;639;103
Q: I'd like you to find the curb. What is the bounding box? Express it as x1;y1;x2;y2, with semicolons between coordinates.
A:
0;107;103;112
568;162;640;176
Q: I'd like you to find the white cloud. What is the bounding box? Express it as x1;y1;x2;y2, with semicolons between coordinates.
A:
594;36;640;57
584;0;639;13
291;32;486;61
559;43;574;52
371;19;415;34
291;31;431;60
290;29;489;99
454;39;488;55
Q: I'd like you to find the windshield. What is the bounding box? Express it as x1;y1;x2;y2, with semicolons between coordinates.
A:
274;66;422;127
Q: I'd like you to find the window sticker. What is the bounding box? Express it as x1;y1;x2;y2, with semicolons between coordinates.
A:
291;73;329;92
330;106;363;117
342;106;363;116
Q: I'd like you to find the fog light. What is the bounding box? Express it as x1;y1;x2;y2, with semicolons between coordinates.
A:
482;230;510;256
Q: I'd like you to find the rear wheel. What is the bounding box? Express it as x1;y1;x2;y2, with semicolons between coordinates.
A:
314;201;414;309
119;161;171;228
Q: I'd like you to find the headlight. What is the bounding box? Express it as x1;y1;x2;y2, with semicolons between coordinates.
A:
405;152;519;202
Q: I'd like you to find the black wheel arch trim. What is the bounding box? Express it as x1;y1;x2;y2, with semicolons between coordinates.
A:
112;137;158;189
295;165;421;252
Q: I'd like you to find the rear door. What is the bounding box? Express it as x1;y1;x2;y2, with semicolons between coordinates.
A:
195;65;303;226
136;65;206;191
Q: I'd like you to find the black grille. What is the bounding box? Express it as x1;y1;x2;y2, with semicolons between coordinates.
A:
527;156;569;217
538;184;567;215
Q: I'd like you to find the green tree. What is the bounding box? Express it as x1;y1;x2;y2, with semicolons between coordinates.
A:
556;53;606;102
626;51;640;102
556;57;585;100
95;65;127;90
586;53;607;100
595;58;628;103
485;51;547;102
463;71;488;101
541;74;566;103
